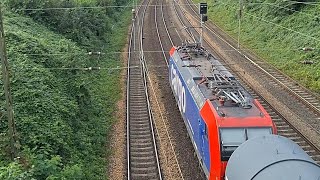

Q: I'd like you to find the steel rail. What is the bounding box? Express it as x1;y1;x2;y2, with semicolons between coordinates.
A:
160;1;174;47
151;1;185;179
127;0;163;179
185;0;320;116
172;0;197;43
155;5;168;67
138;0;163;179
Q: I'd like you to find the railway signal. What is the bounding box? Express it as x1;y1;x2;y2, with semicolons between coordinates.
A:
202;15;208;22
199;2;207;15
199;3;208;47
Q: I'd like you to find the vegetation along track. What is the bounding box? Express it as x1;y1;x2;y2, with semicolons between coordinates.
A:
172;0;320;164
124;0;320;179
185;0;320;117
126;0;162;179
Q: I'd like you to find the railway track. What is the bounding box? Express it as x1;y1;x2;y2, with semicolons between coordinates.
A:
169;0;320;164
126;0;162;179
124;0;320;179
184;0;320;119
240;80;320;164
137;0;205;179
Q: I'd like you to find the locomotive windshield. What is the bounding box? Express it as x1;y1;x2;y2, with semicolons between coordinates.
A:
220;127;272;161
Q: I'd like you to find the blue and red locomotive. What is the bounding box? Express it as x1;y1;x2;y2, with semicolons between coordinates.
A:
169;43;320;180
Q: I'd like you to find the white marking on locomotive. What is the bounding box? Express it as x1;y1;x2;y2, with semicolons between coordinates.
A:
171;64;186;113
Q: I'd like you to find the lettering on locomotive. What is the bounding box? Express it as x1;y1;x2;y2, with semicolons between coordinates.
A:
171;64;186;114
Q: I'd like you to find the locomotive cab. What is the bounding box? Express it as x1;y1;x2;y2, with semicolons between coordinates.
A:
220;127;273;161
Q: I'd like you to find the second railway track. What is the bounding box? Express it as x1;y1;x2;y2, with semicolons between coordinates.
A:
125;0;320;179
184;0;320;116
182;0;320;164
126;0;162;179
171;0;320;164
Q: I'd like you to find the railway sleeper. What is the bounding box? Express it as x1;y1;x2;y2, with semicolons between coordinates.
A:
275;125;290;129
129;100;146;106
130;172;158;180
130;133;151;139
130;106;148;110
277;129;295;133
130;122;150;127
129;87;147;91
129;93;147;97
131;138;152;146
271;117;283;121
295;141;309;146
131;156;155;161
130;141;153;147
131;138;152;143
131;166;157;172
129;112;149;117
130;126;150;131
130;130;151;135
299;145;312;149
304;149;317;155
311;154;320;159
129;86;145;90
129;118;150;122
129;80;144;84
130;146;154;151
131;150;154;156
273;121;287;125
279;132;297;137
287;136;302;141
130;156;155;165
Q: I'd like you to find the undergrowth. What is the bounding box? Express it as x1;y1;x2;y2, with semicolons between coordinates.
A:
193;0;320;93
0;0;132;179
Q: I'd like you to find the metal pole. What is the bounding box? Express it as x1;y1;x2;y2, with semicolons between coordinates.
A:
132;13;135;51
238;0;243;49
0;4;17;160
132;0;136;51
200;14;203;47
132;0;137;51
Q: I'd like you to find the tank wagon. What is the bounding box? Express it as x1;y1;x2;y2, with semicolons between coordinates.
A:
169;43;277;179
226;135;320;180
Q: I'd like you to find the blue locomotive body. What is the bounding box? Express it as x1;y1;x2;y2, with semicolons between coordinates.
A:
168;43;277;179
169;50;211;175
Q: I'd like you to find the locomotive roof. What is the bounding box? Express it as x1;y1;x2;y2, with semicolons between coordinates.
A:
172;43;267;120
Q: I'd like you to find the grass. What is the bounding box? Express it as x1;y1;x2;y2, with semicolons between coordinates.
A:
192;0;320;93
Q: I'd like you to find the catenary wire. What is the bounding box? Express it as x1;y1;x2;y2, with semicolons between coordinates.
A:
15;47;319;57
244;11;320;43
12;1;320;11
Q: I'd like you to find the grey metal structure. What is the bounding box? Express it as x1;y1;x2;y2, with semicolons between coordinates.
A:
173;43;261;116
225;135;320;180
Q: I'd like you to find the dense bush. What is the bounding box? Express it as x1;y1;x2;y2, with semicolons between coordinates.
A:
0;0;131;179
4;0;131;49
246;0;318;17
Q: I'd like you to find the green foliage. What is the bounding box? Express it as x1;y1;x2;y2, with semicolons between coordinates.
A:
194;0;320;93
0;0;132;179
247;0;316;16
0;161;34;180
4;0;130;49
